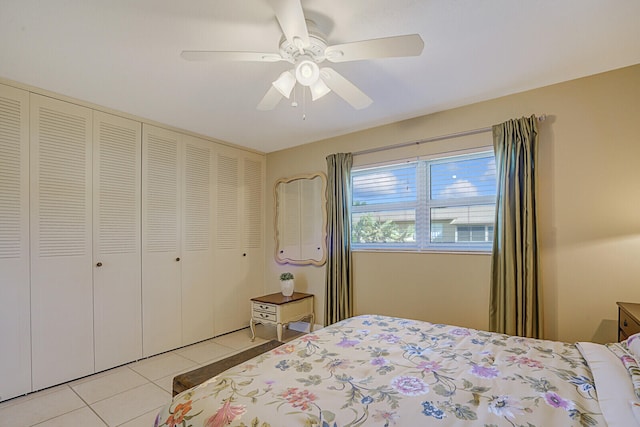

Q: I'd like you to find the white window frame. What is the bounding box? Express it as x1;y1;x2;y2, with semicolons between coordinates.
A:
351;148;495;253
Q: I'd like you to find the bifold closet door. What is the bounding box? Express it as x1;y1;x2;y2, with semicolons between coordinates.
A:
93;112;142;371
181;135;215;345
238;155;265;323
0;84;31;401
213;150;241;334
30;94;94;390
213;148;265;335
142;125;181;356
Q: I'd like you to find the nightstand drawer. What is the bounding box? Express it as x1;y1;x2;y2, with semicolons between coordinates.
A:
620;309;640;340
252;310;277;322
253;302;276;314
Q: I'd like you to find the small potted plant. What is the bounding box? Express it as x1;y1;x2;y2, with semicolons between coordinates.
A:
279;272;295;296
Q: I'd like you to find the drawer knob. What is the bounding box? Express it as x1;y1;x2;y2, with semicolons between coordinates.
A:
624;319;628;327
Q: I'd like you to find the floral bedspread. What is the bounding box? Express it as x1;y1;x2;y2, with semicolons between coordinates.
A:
155;315;606;427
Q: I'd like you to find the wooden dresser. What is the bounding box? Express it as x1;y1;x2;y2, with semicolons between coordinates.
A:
617;302;640;341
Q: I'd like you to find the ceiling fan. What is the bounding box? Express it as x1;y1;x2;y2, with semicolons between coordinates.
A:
181;0;424;111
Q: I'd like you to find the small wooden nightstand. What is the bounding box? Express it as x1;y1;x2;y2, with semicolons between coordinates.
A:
617;302;640;341
250;292;314;341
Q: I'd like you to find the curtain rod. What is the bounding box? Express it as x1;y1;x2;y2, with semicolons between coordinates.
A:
353;114;547;157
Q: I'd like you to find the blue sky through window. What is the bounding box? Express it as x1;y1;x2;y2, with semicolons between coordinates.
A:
430;156;496;200
352;163;417;205
352;154;495;206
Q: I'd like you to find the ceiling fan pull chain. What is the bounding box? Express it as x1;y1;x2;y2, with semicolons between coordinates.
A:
291;85;298;108
302;87;307;120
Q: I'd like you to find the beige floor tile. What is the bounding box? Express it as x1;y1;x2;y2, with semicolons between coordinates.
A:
71;368;149;404
67;366;127;388
248;323;307;343
0;383;65;411
152;374;175;394
0;386;85;427
152;346;246;394
152;348;237;395
90;383;170;427
174;340;235;364
155;329;290;395
33;407;107;427
129;353;197;381
119;406;165;427
212;328;267;349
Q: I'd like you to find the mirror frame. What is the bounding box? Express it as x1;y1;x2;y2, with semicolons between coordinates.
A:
274;172;327;266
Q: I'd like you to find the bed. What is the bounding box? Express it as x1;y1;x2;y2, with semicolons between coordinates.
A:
154;314;640;426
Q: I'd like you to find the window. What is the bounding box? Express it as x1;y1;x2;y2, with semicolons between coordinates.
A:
351;150;496;251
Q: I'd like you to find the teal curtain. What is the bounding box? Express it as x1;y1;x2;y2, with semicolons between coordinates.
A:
325;153;353;325
489;115;542;338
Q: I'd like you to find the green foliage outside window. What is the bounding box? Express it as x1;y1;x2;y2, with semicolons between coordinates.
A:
352;213;415;243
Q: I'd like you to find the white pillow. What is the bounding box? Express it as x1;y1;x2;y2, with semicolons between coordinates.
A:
607;341;640;399
627;333;640;359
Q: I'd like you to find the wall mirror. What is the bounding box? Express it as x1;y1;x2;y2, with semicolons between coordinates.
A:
275;172;327;266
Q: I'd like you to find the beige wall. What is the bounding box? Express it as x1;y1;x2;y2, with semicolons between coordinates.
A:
265;64;640;343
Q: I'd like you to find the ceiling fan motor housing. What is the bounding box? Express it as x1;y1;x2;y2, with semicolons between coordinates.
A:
279;20;327;64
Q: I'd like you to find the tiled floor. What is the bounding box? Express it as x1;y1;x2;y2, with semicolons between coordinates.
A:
0;325;304;427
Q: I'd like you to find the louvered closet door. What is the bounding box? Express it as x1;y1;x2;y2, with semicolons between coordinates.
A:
239;154;265;317
93;112;142;371
0;84;31;401
142;125;181;356
213;148;265;335
181;135;214;345
213;149;242;334
30;94;94;390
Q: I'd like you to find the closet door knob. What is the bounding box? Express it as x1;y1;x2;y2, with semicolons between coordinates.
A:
96;262;103;267
176;257;181;262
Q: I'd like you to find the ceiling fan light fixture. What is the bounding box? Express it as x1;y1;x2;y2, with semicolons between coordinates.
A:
181;1;427;112
295;60;319;86
310;79;331;100
272;70;296;98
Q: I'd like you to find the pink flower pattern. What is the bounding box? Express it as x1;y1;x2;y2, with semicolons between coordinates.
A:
280;387;317;411
204;400;246;427
390;375;429;396
153;315;607;427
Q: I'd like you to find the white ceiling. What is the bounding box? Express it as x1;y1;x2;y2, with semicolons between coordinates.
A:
1;0;638;153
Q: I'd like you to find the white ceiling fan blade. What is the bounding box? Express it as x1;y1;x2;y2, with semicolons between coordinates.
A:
325;34;424;63
181;51;283;62
267;0;309;49
257;86;284;110
320;67;372;110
